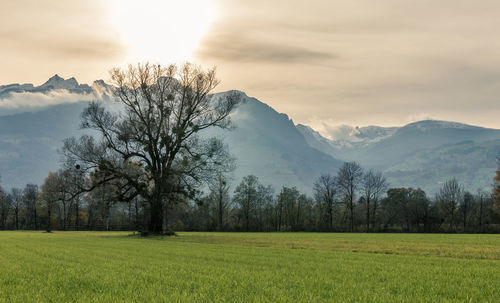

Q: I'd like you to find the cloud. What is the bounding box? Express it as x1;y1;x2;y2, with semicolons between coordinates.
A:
0;29;123;61
406;113;436;123
197;33;334;63
303;117;357;140
0;90;95;116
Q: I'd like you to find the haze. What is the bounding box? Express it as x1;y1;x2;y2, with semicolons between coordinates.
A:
1;0;500;133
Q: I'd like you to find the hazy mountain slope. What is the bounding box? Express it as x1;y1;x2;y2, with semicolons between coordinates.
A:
0;102;88;188
205;92;342;192
0;79;342;192
296;124;400;160
0;75;92;98
358;120;500;169
295;124;338;158
1;75;498;194
298;120;500;193
384;139;500;193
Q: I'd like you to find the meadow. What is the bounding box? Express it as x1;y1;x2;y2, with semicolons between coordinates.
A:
0;232;499;302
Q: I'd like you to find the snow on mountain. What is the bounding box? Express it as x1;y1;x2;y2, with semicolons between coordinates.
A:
297;119;500;193
0;81;341;192
205;91;342;193
0;75;110;100
0;75;498;194
0;76;114;117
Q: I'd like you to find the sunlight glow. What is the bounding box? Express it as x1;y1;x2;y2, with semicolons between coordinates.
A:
110;0;217;63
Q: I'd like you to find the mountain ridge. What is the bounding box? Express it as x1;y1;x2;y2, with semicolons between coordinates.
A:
1;75;499;195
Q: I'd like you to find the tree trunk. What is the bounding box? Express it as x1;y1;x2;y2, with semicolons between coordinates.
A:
479;197;483;232
87;207;92;230
75;198;79;231
296;201;301;231
162;200;168;234
128;202;132;230
350;197;354;232
47;203;52;231
149;198;163;233
63;202;67;230
366;197;370;232
135;199;139;230
218;189;224;231
34;205;38;230
372;200;378;231
463;208;466;232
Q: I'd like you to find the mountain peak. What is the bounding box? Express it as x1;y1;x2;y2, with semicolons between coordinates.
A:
403;119;481;131
40;74;80;90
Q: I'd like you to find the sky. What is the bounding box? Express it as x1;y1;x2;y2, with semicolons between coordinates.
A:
1;0;500;134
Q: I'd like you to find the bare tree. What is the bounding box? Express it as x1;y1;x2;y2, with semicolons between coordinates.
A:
233;175;259;231
277;186;301;231
63;63;240;233
39;172;62;231
208;173;231;231
437;178;463;232
10;188;22;230
22;184;39;230
362;170;388;231
493;154;500;214
461;191;473;231
477;189;489;232
0;182;12;229
257;185;274;231
313;174;337;231
336;162;363;231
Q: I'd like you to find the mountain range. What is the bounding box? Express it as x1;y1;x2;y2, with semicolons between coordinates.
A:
1;75;499;195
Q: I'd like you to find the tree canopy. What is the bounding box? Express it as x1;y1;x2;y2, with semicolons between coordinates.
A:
63;63;240;233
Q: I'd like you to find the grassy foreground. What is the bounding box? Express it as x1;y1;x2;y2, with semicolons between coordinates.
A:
0;232;500;302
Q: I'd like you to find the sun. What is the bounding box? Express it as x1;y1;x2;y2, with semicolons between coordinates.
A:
109;0;217;64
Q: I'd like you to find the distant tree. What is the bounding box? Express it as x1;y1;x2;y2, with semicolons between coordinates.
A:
361;170;388;231
233;175;259;231
11;188;22;230
381;188;410;231
256;184;274;231
0;181;4;227
297;194;315;231
22;184;39;230
313;174;337;231
493;154;500;215
208;173;231;231
85;170;118;230
336;162;363;231
476;190;490;232
63;62;240;234
407;188;430;232
61;167;85;230
39;172;63;231
277;186;301;231
461;191;474;232
437;178;463;232
260;188;277;231
0;184;12;229
379;187;429;232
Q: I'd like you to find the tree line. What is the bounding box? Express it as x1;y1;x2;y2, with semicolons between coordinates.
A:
1;160;499;233
1;62;499;233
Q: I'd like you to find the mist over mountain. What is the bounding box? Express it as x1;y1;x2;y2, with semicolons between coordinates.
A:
206;92;342;192
0;75;499;195
0;76;341;192
298;120;500;193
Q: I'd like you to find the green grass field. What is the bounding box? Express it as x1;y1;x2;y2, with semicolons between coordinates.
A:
1;232;500;302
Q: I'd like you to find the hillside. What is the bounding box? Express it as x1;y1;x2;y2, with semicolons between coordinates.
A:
298;120;500;193
1;75;499;194
0;77;341;192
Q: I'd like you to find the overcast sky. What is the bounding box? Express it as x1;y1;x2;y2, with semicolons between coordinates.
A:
1;0;500;132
